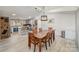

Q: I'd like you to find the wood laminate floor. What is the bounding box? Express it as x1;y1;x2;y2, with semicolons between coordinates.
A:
0;33;78;52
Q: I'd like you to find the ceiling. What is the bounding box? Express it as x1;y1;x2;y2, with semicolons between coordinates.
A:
0;6;78;19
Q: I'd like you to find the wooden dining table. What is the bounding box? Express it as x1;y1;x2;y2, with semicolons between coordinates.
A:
34;30;48;52
28;30;55;52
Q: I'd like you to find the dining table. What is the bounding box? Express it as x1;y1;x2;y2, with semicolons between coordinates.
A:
28;30;55;52
34;30;48;52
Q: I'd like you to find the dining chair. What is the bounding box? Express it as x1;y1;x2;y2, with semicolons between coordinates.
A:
28;32;39;52
28;32;50;52
49;31;53;44
39;28;42;32
41;32;51;50
48;27;53;43
32;27;37;34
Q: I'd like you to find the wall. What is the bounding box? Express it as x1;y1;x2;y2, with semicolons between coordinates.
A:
76;9;79;49
36;12;76;40
48;13;76;40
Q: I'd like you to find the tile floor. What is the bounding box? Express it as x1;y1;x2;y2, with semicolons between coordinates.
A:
0;33;78;52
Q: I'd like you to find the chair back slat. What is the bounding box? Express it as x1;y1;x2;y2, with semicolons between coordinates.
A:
29;32;39;44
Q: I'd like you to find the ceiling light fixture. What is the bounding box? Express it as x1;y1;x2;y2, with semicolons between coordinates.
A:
41;6;48;21
34;7;42;12
12;13;16;16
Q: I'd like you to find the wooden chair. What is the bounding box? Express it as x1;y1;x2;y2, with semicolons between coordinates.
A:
41;32;51;50
49;31;53;44
48;27;54;43
28;32;39;52
39;28;42;32
32;27;37;34
28;32;50;52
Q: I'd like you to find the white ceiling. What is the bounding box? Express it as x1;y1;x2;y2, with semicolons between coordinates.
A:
0;6;78;19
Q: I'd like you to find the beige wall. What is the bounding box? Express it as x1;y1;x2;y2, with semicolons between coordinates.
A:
36;12;76;40
76;9;79;50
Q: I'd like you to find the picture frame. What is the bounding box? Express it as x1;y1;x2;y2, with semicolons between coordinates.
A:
41;15;47;21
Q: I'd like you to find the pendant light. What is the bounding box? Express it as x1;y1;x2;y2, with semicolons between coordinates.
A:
41;6;48;21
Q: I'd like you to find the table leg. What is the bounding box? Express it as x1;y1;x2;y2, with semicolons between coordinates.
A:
28;37;31;48
39;40;41;52
53;30;55;41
